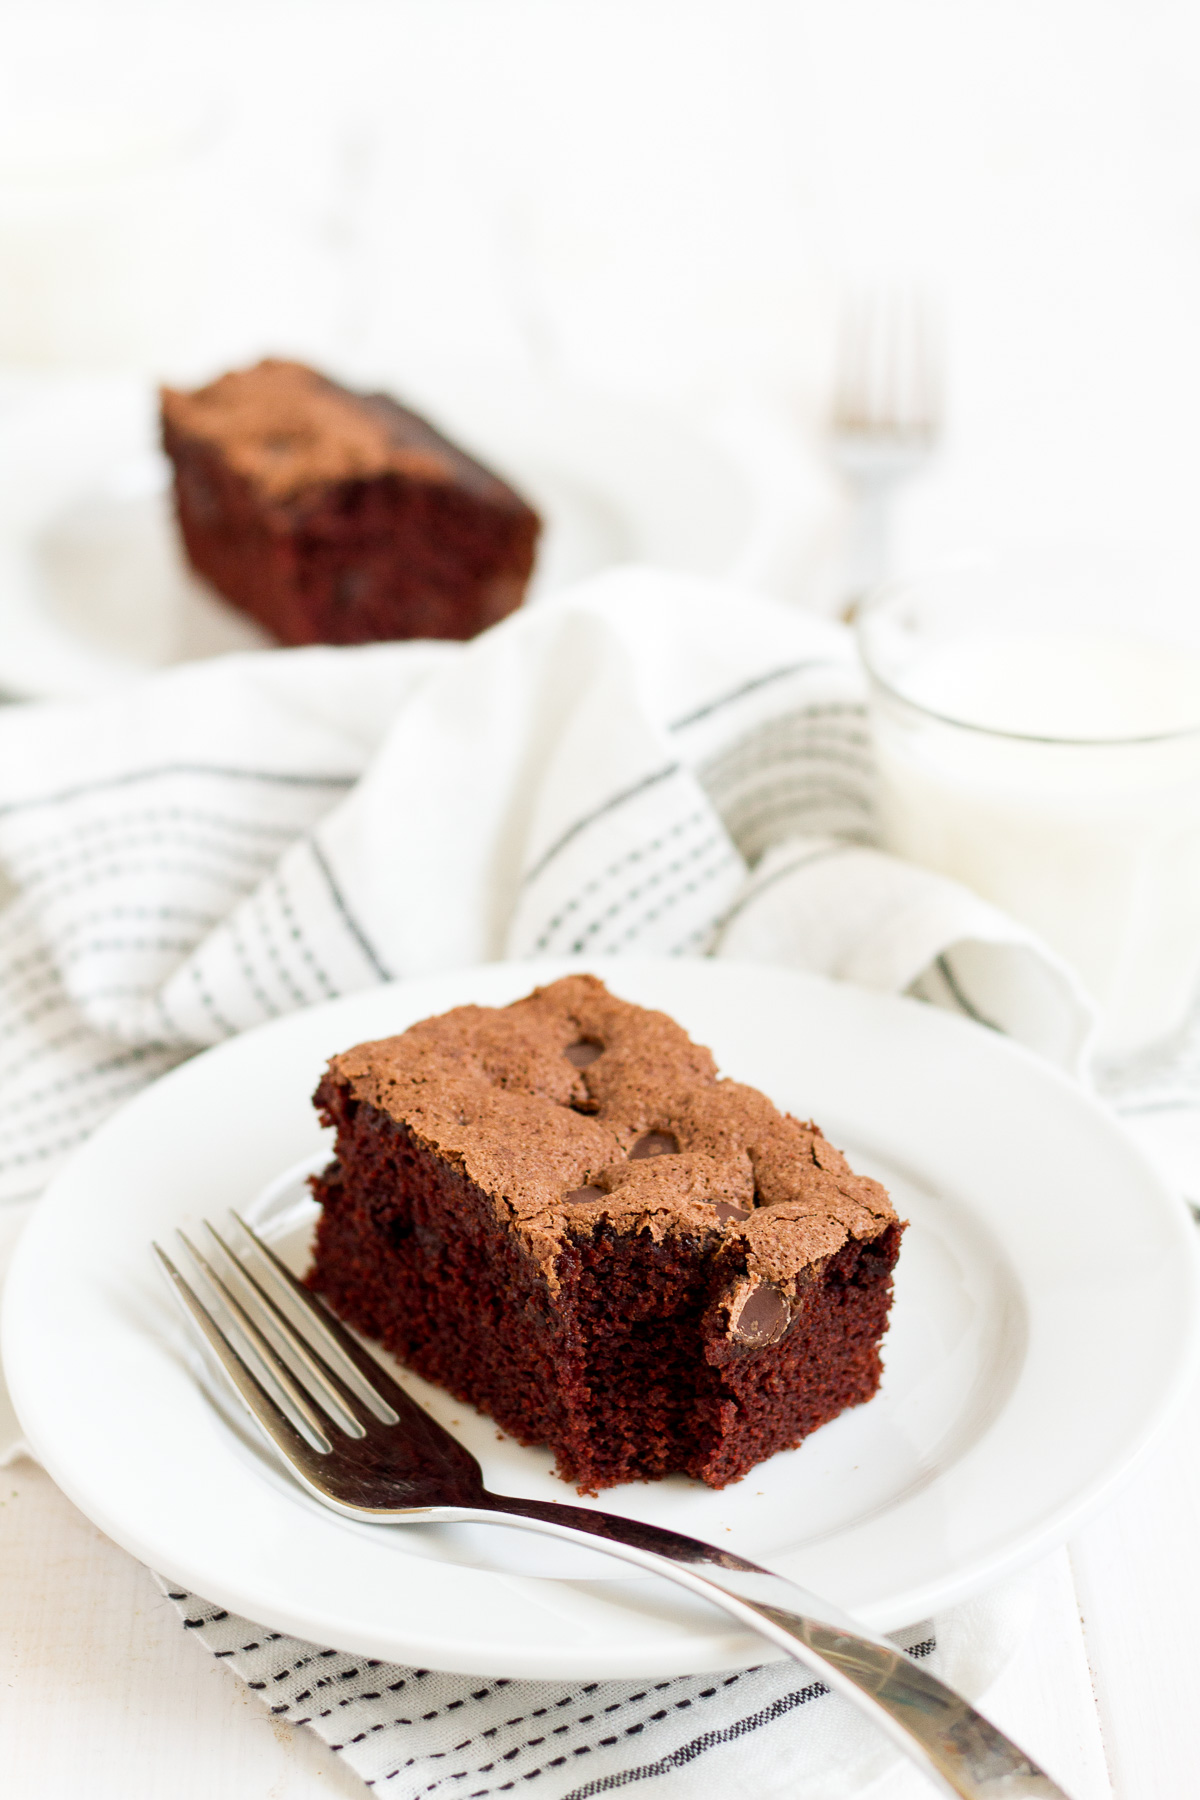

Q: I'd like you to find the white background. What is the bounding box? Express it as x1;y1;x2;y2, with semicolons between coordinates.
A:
3;0;1200;588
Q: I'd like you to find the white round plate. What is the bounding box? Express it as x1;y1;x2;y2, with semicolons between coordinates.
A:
0;371;826;700
5;958;1198;1678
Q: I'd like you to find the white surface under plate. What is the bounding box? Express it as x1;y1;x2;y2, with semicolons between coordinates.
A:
5;957;1198;1678
0;371;825;700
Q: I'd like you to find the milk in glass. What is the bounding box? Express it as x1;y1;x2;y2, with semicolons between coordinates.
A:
870;630;1200;1058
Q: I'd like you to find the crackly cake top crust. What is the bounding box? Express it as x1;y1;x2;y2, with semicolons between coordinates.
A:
319;974;897;1302
161;358;530;505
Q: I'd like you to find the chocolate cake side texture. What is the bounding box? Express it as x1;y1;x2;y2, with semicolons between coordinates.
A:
308;975;903;1492
160;359;541;647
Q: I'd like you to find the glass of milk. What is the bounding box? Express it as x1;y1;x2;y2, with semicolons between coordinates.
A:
858;560;1200;1059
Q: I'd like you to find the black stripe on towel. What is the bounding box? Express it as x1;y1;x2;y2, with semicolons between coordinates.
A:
935;954;1001;1032
711;842;850;937
309;841;392;982
520;764;682;889
561;1637;937;1800
0;763;357;819
667;662;838;733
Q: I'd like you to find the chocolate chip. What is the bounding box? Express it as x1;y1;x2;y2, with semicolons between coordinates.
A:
732;1284;791;1346
565;1185;606;1205
565;1040;603;1068
712;1202;751;1224
629;1131;678;1160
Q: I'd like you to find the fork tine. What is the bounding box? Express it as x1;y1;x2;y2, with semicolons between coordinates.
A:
872;293;887;428
891;291;914;435
178;1230;354;1440
834;285;942;442
895;293;915;434
834;298;858;426
153;1242;331;1473
203;1221;391;1429
838;291;872;428
230;1212;413;1415
914;292;942;437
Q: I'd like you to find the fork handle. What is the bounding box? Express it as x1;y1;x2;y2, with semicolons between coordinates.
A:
842;474;894;615
468;1493;1069;1800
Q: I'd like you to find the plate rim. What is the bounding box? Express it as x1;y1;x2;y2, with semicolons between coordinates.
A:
5;955;1199;1677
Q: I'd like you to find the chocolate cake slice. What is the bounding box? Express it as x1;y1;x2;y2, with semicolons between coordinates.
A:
160;359;540;646
308;975;903;1492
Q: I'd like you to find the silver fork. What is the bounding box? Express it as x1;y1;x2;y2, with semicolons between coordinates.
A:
831;288;942;617
154;1216;1070;1800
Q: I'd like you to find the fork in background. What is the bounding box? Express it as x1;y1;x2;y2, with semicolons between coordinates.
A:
831;288;943;618
154;1214;1071;1800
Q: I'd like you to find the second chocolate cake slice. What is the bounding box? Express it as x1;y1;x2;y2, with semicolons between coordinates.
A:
161;359;541;646
309;974;903;1492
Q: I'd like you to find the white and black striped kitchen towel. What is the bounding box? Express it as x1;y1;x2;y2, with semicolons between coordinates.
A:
0;563;1092;1218
151;1571;1037;1800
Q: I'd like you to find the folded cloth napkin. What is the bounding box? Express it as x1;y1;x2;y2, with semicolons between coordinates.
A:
0;565;1092;1797
0;564;1093;1219
150;1570;1039;1800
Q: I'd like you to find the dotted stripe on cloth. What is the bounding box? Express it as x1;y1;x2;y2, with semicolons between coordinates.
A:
156;1579;937;1800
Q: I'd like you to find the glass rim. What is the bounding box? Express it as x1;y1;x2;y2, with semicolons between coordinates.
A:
856;579;1200;749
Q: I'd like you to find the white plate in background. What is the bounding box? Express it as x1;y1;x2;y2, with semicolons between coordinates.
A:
0;371;829;700
6;957;1194;1678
